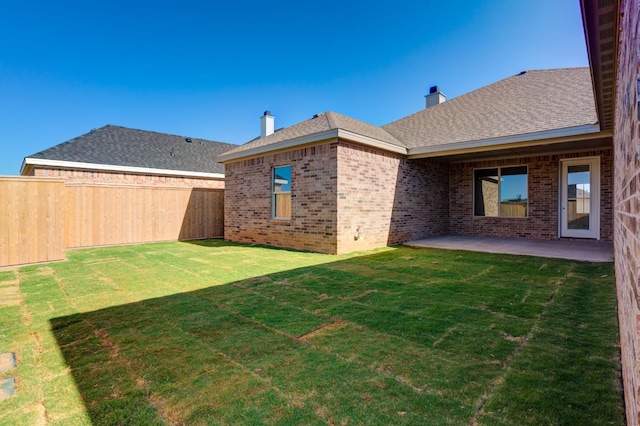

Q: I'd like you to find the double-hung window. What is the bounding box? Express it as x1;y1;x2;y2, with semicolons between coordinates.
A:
474;166;528;217
272;165;291;219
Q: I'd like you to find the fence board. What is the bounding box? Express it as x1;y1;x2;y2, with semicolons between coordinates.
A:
0;177;66;267
0;177;224;267
64;184;224;249
0;182;7;267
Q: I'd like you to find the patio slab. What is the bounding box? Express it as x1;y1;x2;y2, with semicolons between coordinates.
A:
405;235;614;262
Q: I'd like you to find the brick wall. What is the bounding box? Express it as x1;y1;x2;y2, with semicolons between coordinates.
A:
32;167;224;189
224;141;614;256
224;140;450;255
613;0;640;423
336;143;449;254
224;143;338;254
449;149;613;241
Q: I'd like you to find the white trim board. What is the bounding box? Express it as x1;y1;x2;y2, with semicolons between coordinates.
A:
407;125;604;158
559;156;601;239
216;129;407;163
217;124;605;163
21;158;224;179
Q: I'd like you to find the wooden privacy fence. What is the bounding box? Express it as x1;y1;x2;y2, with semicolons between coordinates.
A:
0;177;66;267
0;177;224;267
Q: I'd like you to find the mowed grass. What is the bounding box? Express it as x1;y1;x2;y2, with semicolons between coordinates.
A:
0;239;623;425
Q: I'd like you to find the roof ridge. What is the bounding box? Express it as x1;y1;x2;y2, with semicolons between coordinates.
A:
323;111;335;129
327;111;409;148
89;124;234;146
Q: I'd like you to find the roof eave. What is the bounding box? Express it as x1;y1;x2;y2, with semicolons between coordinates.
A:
19;159;31;176
407;124;604;158
580;0;620;130
336;129;407;154
21;158;225;179
217;129;407;163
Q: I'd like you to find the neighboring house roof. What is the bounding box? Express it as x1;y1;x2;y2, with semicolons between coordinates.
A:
383;68;598;149
217;67;602;163
22;125;236;177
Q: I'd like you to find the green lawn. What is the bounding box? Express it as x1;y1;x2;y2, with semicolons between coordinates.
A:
0;239;624;425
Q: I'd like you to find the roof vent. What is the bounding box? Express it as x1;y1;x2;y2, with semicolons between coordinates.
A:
185;138;192;143
425;86;446;109
517;70;527;76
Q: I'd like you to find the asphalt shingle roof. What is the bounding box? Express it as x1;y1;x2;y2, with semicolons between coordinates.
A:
220;111;406;157
383;67;598;148
220;67;598;161
27;125;237;174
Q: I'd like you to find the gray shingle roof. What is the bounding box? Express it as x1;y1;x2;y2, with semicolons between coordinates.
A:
26;125;236;174
220;111;406;157
219;67;599;162
383;67;598;148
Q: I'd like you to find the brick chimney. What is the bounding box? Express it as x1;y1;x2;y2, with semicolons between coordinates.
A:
260;111;274;138
425;86;446;109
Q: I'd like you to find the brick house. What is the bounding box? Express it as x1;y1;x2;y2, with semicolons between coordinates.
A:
218;68;613;255
21;125;235;189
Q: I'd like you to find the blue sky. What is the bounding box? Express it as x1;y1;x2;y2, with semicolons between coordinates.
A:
0;1;588;175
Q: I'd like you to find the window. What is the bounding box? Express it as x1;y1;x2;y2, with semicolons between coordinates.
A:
272;165;291;219
474;166;527;217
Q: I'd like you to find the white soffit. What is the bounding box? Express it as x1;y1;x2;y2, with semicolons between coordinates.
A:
21;158;225;179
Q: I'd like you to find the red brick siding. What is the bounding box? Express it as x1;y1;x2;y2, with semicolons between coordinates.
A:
613;0;640;423
224;141;450;255
224;143;338;254
224;143;614;255
336;143;449;254
449;149;613;241
32;167;224;188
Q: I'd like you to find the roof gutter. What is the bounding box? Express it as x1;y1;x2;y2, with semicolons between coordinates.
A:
407;124;604;158
216;123;604;163
217;129;407;163
21;158;225;179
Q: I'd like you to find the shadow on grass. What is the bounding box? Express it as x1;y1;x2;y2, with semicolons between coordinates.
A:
49;243;623;425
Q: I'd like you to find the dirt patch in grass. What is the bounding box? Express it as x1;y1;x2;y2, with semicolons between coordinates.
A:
298;320;348;342
0;286;20;307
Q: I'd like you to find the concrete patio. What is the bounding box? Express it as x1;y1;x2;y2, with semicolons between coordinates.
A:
405;235;614;262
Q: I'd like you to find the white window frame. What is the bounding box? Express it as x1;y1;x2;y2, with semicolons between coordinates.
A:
559;157;600;239
272;165;291;219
